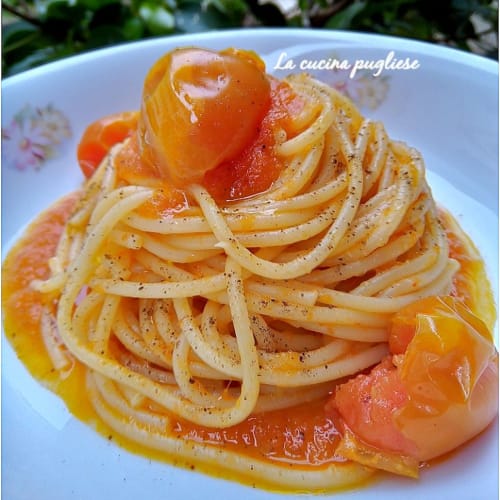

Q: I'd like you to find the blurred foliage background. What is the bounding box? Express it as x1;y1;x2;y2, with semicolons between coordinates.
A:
2;0;498;78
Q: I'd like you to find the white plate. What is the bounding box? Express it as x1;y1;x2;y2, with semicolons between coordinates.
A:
2;28;498;500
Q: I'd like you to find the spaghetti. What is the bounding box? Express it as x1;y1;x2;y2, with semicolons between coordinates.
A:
3;47;497;492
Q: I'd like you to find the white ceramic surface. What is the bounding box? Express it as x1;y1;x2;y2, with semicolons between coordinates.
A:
2;28;498;500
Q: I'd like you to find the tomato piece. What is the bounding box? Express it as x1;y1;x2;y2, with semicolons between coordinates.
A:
77;111;138;178
138;47;271;187
328;296;498;473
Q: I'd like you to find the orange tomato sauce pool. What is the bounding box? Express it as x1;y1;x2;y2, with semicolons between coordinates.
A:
1;197;495;487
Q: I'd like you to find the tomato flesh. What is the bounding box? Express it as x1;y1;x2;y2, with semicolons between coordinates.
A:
327;357;417;457
203;78;304;202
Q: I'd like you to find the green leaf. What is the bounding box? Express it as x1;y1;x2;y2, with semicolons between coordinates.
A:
175;2;240;32
2;21;39;51
286;14;304;27
204;0;247;22
76;0;121;10
122;17;145;40
89;2;127;28
2;21;55;72
84;24;127;48
139;3;176;35
245;0;287;26
3;44;70;77
131;0;176;11
40;0;90;39
325;1;367;29
42;1;84;22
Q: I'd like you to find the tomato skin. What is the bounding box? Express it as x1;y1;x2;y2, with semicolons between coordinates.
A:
77;111;138;178
138;47;271;187
389;295;493;355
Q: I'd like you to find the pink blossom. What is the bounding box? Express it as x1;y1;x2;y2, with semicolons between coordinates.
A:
2;118;51;170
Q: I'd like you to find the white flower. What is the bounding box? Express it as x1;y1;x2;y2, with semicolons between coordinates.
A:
2;118;51;171
2;103;72;170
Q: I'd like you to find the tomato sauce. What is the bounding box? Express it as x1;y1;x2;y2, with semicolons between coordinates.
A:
1;198;495;487
171;398;343;467
442;209;496;331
